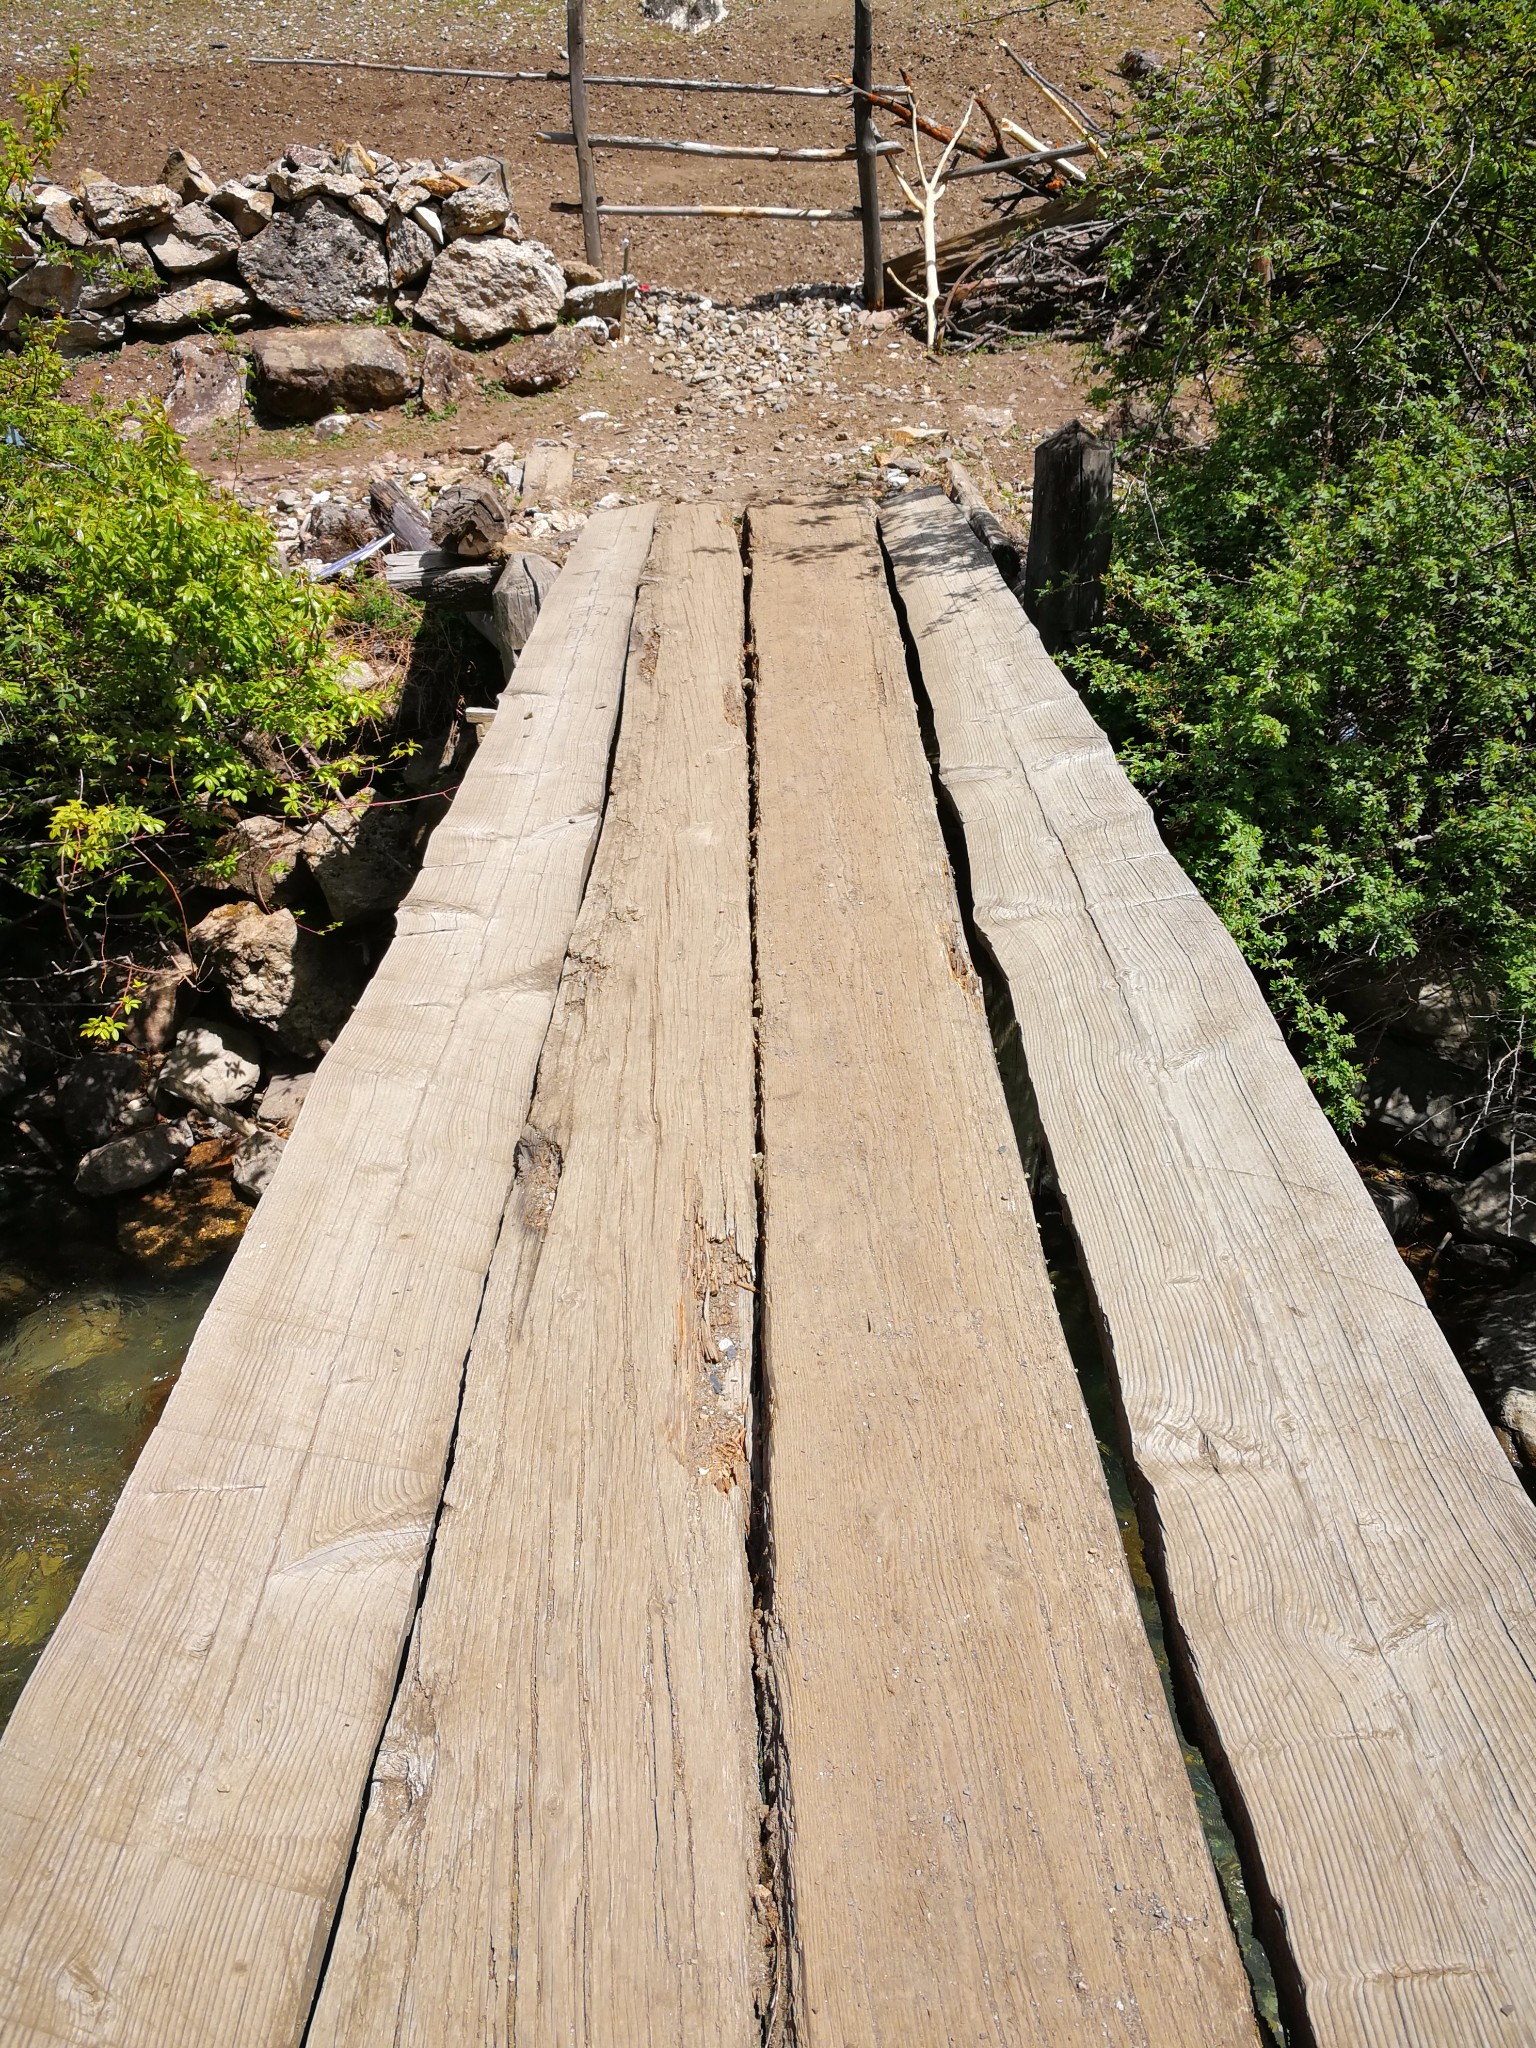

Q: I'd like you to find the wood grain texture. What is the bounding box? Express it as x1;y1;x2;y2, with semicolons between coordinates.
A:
307;503;763;2048
0;506;656;2048
882;484;1536;2048
748;500;1257;2048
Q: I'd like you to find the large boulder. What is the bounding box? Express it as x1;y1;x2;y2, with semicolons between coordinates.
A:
145;201;241;276
167;334;247;434
158;1020;262;1115
76;1125;181;1199
190;901;365;1057
79;180;177;237
130;278;252;336
1453;1150;1536;1250
249;324;416;419
414;237;564;346
301;794;420;921
237;197;389;323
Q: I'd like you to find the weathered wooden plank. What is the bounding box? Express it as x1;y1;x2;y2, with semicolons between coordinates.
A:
748;500;1258;2048
882;484;1536;2047
0;506;656;2048
308;503;763;2047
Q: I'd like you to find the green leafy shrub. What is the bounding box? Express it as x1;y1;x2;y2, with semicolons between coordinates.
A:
1074;0;1536;1123
0;335;379;929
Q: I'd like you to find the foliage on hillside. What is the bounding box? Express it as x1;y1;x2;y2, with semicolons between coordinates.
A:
1073;0;1536;1124
0;63;380;1011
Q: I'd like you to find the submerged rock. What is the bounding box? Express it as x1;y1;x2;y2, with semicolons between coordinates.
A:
118;1176;250;1270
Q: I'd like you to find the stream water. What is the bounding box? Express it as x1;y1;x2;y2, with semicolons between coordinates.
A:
0;1198;229;1730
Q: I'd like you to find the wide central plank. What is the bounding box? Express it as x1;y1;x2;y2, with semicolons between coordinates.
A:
0;506;655;2048
747;499;1257;2046
307;503;764;2047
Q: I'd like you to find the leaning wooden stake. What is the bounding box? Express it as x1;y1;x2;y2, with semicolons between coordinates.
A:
890;95;977;351
566;0;602;269
853;0;884;309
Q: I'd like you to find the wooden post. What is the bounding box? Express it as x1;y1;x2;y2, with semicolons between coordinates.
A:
1023;417;1113;651
566;0;603;270
853;0;883;309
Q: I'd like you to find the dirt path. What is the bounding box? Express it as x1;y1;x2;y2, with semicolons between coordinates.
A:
35;0;1204;509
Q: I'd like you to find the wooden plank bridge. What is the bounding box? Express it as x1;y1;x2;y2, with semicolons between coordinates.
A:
1;493;1535;2047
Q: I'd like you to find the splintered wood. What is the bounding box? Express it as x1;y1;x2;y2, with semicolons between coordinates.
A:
0;506;655;2048
308;503;763;2047
882;484;1536;2047
747;501;1257;2047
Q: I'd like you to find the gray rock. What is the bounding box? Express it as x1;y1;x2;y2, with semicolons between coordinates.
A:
442;183;510;240
58;309;125;355
304;498;383;561
237;197;389;323
419;334;480;412
9;257;78;309
58;1048;150;1150
74;242;154;311
414;203;444;249
199;814;305;904
257;1068;313;1127
190;901;366;1057
145;201;242;276
1363;1040;1496;1171
159;1020;263;1114
130;277;252;335
162;147;217;202
39;194;90;247
210;181;274;237
1467;1276;1536;1462
1367;1180;1420;1241
302;794;419;921
414;237;565;345
1453;1150;1536;1249
1341;963;1500;1063
249;324;416;419
349;192;389;230
564;275;635;325
386;208;435;288
79;180;177;237
167;334;247;435
76;1124;180;1199
232;1128;286;1201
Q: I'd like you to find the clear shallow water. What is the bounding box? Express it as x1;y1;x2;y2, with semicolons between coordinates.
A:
0;1204;229;1731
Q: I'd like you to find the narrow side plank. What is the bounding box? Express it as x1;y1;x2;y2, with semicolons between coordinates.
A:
749;500;1257;2048
0;507;657;2048
308;504;763;2048
883;485;1536;2048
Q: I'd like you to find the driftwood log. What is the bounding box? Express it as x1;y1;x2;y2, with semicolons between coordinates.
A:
430;481;509;560
383;550;501;608
369;477;432;551
1022;417;1113;652
946;458;1022;588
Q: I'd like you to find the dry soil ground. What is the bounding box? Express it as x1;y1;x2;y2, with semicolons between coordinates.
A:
20;0;1206;510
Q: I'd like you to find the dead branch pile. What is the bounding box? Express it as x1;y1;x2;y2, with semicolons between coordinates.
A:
937;215;1124;351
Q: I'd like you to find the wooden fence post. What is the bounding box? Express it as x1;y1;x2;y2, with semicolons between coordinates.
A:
567;0;603;270
853;0;883;308
1023;417;1113;651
